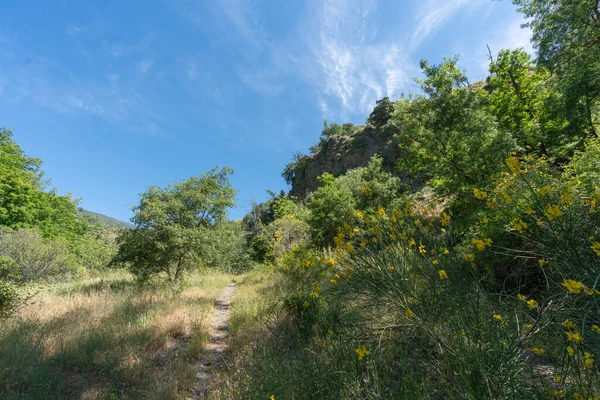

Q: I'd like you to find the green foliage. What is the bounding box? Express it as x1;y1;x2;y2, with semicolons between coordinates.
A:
0;228;81;283
0;279;20;317
394;57;515;196
366;96;394;128
514;0;600;137
307;156;404;247
200;221;250;273
113;167;237;282
0;127;87;239
71;233;116;270
488;48;571;156
568;137;600;190
282;152;307;185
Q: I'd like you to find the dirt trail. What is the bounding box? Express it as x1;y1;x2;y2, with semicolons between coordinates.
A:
190;282;236;398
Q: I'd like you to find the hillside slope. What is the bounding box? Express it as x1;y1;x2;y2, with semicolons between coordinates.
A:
77;208;133;230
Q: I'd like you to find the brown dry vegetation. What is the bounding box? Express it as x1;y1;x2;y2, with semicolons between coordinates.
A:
0;270;235;400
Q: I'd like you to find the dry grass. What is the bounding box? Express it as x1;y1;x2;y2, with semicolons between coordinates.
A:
0;269;235;399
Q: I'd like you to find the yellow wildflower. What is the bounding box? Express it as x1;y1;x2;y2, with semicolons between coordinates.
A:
511;217;528;233
539;186;550;196
544;204;563;220
408;238;416;247
524;208;535;215
387;265;395;271
567;346;575;356
538;259;548;267
562;279;585;294
566;332;584;344
303;301;310;308
442;248;449;255
517;294;527;301
473;188;488;200
440;213;451;226
432;259;439;265
561;319;577;330
493;314;503;322
330;279;337;285
464;253;475;262
438;270;448;280
592;325;600;334
377;208;386;217
531;347;545;355
418;244;426;255
472;238;492;251
591;242;600;257
525;323;533;329
328;329;334;336
271;395;276;400
405;309;415;319
506;156;520;173
527;299;538;310
355;345;370;360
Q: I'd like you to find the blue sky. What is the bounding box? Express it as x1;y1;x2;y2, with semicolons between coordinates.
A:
0;0;532;222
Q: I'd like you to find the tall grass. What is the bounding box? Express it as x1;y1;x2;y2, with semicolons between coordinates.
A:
0;269;233;399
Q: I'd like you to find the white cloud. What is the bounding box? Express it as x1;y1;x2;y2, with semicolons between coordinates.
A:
410;0;474;50
306;0;411;115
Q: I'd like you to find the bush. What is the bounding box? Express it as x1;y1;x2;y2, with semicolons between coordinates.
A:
0;279;20;317
71;234;116;270
0;228;81;283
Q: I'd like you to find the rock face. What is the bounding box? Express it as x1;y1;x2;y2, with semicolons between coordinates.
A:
290;125;405;199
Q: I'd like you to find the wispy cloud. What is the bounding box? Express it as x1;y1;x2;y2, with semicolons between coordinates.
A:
0;33;169;136
304;0;411;116
410;0;474;49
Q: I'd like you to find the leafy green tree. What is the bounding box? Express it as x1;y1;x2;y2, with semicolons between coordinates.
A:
514;0;600;137
0;128;87;239
113;167;236;282
367;97;395;128
200;220;250;273
394;57;514;196
487;48;570;156
307;156;402;247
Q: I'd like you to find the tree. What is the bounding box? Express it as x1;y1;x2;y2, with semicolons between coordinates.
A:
0;128;87;239
307;156;402;247
513;0;600;137
487;48;571;156
113;167;236;282
393;57;514;196
367;97;394;128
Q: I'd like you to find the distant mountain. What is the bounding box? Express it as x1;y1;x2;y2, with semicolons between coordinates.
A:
77;208;133;230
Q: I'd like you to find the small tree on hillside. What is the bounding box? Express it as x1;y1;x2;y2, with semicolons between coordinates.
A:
113;166;236;282
367;97;394;128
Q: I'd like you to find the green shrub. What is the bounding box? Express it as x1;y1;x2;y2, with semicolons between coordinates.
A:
0;279;20;317
71;234;116;270
0;228;81;282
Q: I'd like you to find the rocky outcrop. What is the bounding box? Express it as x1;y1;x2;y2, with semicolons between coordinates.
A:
289;125;405;199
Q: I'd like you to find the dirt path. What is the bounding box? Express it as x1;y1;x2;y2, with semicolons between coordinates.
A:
190;282;236;398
